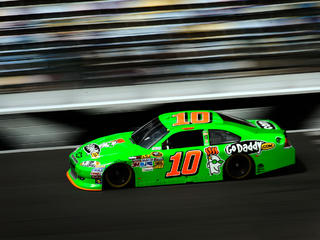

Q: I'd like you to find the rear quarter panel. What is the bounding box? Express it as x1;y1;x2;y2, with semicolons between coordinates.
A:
241;127;295;175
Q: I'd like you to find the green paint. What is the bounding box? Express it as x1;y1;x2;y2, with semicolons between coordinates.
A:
67;110;295;190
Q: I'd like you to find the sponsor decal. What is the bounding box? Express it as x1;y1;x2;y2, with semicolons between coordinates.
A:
142;167;153;172
80;161;101;168
154;160;164;169
152;147;161;150
151;151;163;157
204;130;209;145
95;179;102;184
75;152;82;159
137;161;154;168
83;139;125;159
225;140;275;155
205;146;224;175
257;121;275;130
261;142;275;150
100;138;125;148
91;167;104;178
84;143;100;159
140;162;147;168
132;160;141;167
131;154;164;170
129;154;151;160
130;154;163;161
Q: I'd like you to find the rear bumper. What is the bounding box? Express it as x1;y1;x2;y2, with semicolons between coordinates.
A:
66;168;102;191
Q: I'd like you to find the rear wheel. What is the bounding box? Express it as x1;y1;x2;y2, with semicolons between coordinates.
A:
104;164;133;188
224;154;253;180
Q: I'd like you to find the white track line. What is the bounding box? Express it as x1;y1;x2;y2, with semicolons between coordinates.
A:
286;128;320;133
0;145;78;154
0;128;319;154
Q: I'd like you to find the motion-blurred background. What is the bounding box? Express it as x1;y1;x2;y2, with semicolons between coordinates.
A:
0;0;319;150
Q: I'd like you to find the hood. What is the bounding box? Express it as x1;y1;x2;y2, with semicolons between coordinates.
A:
72;131;142;165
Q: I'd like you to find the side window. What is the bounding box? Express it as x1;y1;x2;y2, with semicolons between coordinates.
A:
209;130;240;145
163;130;204;149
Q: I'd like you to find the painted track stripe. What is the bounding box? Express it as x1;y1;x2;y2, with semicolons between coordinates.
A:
0;145;78;154
286;128;320;133
0;128;319;154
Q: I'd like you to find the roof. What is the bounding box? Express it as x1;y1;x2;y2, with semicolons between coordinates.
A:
158;110;223;130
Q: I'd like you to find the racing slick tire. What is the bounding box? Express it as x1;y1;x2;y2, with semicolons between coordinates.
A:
104;164;133;188
224;154;254;180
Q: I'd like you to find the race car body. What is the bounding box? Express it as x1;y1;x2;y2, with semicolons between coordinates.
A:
67;110;295;191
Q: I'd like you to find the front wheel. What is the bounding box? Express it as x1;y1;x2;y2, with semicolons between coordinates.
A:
104;164;133;188
224;154;254;180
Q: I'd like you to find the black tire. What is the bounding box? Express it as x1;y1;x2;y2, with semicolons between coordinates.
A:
104;164;133;188
224;154;254;180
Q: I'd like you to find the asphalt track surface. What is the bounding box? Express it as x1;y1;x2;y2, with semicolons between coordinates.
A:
1;132;319;240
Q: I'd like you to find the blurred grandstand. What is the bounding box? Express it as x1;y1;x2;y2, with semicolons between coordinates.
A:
0;0;319;93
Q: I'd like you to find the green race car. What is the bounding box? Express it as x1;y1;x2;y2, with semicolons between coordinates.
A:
66;110;295;191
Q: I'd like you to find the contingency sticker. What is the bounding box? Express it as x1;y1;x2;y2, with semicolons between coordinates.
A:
204;146;224;175
90;167;104;179
80;161;101;168
130;154;164;170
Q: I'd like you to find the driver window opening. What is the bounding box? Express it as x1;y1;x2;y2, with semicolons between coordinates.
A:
162;130;204;150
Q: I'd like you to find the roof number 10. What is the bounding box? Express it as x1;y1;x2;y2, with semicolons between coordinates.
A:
172;112;211;126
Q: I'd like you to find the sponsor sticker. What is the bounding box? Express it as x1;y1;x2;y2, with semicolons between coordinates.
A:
91;167;104;178
225;140;275;155
151;151;163;157
257;121;276;130
80;161;101;168
204;146;224;175
95;179;102;184
132;160;141;167
146;161;153;167
261;142;275;150
84;139;125;159
84;143;101;159
131;154;164;170
154;160;164;169
100;138;125;148
142;167;153;172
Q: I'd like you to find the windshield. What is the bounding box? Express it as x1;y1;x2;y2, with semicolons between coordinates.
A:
131;117;168;149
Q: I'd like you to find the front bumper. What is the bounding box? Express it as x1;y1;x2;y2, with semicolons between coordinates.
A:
66;168;102;191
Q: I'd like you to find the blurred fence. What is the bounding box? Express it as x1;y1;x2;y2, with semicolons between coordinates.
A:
0;0;320;93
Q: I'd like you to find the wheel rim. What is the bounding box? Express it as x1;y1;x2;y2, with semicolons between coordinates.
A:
226;155;252;179
105;164;132;188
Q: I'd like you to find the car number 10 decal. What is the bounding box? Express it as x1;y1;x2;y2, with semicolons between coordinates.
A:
166;150;202;178
172;112;211;126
